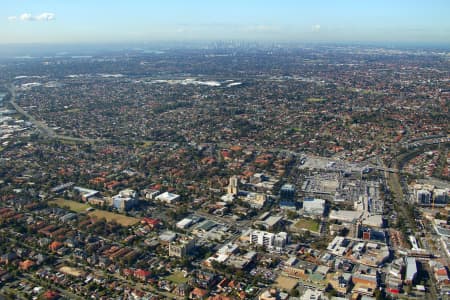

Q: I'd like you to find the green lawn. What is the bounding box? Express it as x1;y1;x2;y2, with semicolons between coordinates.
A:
307;97;327;103
295;218;320;232
165;271;188;284
49;198;139;226
88;210;140;226
49;198;90;213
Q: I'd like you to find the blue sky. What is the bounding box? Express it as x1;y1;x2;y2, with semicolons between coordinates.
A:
1;0;449;44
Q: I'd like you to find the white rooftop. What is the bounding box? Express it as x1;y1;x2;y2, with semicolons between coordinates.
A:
329;210;363;222
156;191;180;202
362;214;383;227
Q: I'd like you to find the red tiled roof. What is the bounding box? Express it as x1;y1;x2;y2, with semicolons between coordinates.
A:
134;269;151;279
191;287;208;297
43;290;59;300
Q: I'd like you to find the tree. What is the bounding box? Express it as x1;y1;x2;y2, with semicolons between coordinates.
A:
374;288;384;300
404;284;412;295
290;288;300;297
325;284;338;298
286;210;298;220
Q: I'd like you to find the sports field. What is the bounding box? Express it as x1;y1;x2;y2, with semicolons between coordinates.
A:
49;198;139;226
166;271;189;284
88;210;140;226
294;218;320;232
49;198;90;213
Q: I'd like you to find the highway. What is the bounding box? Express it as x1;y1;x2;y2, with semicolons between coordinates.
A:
7;85;56;138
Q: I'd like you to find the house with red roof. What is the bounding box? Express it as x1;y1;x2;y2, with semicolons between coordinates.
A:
134;269;151;281
43;290;60;300
49;241;63;252
190;287;208;299
141;218;160;229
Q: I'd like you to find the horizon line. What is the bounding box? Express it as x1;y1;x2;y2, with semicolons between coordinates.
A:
0;39;449;48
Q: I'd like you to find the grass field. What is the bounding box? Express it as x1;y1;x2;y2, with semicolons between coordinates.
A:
295;218;320;232
59;266;85;278
307;97;326;103
275;275;298;290
65;108;81;113
49;198;90;213
141;140;155;147
165;271;188;284
88;210;140;226
49;198;139;226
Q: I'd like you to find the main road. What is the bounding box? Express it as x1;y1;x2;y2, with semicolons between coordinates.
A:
6;84;107;144
3;83;416;177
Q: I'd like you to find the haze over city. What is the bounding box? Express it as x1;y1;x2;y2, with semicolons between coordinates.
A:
1;0;450;45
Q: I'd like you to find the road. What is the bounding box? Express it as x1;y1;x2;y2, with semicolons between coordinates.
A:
3;83;423;167
6;83;433;176
7;85;56;138
383;146;444;300
6;84;107;144
3;229;181;299
1;232;84;300
79;262;183;300
23;273;85;300
421;261;439;300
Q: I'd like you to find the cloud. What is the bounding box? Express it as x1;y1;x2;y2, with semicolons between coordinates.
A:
176;27;188;34
35;13;56;21
312;24;321;32
20;13;34;21
7;12;55;22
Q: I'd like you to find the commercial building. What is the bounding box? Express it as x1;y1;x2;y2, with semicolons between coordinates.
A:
279;183;297;210
416;189;432;205
411;183;449;206
176;218;193;230
434;189;449;205
155;191;180;204
362;214;384;228
303;198;326;216
243;192;267;208
227;176;239;195
250;230;288;251
280;184;295;200
329;210;363;223
112;189;138;211
74;186;100;201
169;237;196;258
159;231;177;244
326;272;352;294
88;197;107;207
405;257;418;284
142;189;160;200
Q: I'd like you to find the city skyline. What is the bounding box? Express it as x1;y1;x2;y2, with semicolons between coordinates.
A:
1;0;450;45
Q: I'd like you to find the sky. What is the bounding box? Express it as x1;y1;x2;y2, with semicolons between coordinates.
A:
1;0;450;45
